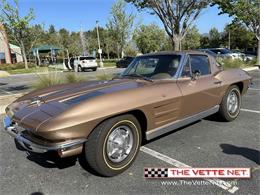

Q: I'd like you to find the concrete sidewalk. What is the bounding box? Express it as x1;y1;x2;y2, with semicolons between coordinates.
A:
0;93;24;114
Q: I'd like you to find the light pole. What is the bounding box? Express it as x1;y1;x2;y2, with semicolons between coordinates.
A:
96;20;103;67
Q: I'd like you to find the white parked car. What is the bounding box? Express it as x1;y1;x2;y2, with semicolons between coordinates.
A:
73;56;98;72
208;48;243;60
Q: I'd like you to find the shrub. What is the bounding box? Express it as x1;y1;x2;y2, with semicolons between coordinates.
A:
65;73;87;83
219;58;254;69
33;71;63;89
96;73;114;80
33;72;89;89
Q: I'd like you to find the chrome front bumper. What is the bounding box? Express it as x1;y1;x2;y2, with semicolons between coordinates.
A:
3;115;86;153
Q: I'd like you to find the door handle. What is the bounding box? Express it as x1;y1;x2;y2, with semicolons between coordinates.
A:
214;81;222;84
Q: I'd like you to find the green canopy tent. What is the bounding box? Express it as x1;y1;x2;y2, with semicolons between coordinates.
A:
32;44;61;65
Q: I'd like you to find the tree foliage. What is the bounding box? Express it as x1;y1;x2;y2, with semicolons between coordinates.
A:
0;0;34;68
182;26;201;49
126;0;209;51
133;24;166;53
212;0;260;64
107;0;135;58
209;27;221;48
223;23;256;49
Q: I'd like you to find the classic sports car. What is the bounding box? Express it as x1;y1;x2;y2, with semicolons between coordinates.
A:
3;51;251;176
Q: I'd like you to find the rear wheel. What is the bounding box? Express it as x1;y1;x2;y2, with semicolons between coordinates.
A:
84;114;141;177
218;85;241;121
92;67;97;71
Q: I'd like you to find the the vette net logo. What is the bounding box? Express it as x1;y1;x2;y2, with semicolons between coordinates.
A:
144;167;250;178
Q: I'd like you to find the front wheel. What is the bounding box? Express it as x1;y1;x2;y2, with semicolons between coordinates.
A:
218;85;241;121
84;114;141;176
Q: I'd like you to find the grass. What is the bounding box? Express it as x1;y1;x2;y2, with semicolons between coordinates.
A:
0;63;36;70
102;62;116;67
0;63;59;74
7;67;57;74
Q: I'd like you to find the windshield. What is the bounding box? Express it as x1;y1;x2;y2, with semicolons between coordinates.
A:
80;57;95;60
121;55;181;80
220;49;232;54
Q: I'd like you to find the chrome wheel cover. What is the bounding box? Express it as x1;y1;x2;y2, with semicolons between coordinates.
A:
106;125;134;163
227;90;239;115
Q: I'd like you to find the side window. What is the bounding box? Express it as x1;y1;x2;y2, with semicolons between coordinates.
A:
181;58;191;77
190;55;211;76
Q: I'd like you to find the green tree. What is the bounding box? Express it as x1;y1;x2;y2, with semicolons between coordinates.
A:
133;24;166;53
46;25;59;46
68;32;81;56
126;0;208;51
107;0;135;58
208;27;222;48
223;23;256;50
200;35;210;48
182;26;201;49
212;0;260;64
0;0;34;68
58;28;70;49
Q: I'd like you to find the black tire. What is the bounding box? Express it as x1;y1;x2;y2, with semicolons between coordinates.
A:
84;114;141;177
92;67;97;71
78;65;82;72
218;85;241;121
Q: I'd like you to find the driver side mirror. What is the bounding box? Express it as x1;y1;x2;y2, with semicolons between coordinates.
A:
191;70;201;80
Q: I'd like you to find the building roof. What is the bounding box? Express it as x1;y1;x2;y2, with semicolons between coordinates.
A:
9;43;20;49
32;44;61;52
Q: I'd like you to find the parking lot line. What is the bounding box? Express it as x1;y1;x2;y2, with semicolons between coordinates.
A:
241;108;260;114
249;88;260;91
0;88;13;95
140;146;239;194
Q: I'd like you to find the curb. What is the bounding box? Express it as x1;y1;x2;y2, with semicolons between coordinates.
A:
10;71;64;77
242;66;259;72
0;93;25;114
99;66;116;69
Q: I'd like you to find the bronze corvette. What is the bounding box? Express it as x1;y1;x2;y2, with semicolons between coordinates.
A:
3;51;251;176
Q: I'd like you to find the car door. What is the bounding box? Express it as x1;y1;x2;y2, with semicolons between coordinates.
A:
177;54;222;118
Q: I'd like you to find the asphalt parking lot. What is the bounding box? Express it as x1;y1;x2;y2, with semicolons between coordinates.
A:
0;70;259;195
0;68;122;96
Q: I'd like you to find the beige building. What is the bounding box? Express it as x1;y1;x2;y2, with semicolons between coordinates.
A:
0;24;23;64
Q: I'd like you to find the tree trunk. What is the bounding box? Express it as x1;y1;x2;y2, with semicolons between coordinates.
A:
20;42;28;69
257;38;260;65
171;35;181;51
173;39;180;51
106;45;110;60
117;44;120;59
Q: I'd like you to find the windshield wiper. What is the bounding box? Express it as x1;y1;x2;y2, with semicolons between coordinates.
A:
122;73;153;82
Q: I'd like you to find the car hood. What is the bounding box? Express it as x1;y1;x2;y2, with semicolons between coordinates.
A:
7;79;148;130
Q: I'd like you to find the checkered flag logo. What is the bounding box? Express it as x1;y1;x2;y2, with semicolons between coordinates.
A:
144;168;168;178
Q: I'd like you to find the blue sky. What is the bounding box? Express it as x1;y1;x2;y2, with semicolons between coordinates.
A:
17;0;232;33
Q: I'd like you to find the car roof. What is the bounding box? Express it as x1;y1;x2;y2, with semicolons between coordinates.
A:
141;50;209;57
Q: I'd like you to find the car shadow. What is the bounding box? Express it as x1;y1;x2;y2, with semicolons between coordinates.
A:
220;144;260;165
26;151;78;169
30;192;44;195
15;139;105;176
204;113;226;122
143;120;201;145
6;85;30;92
